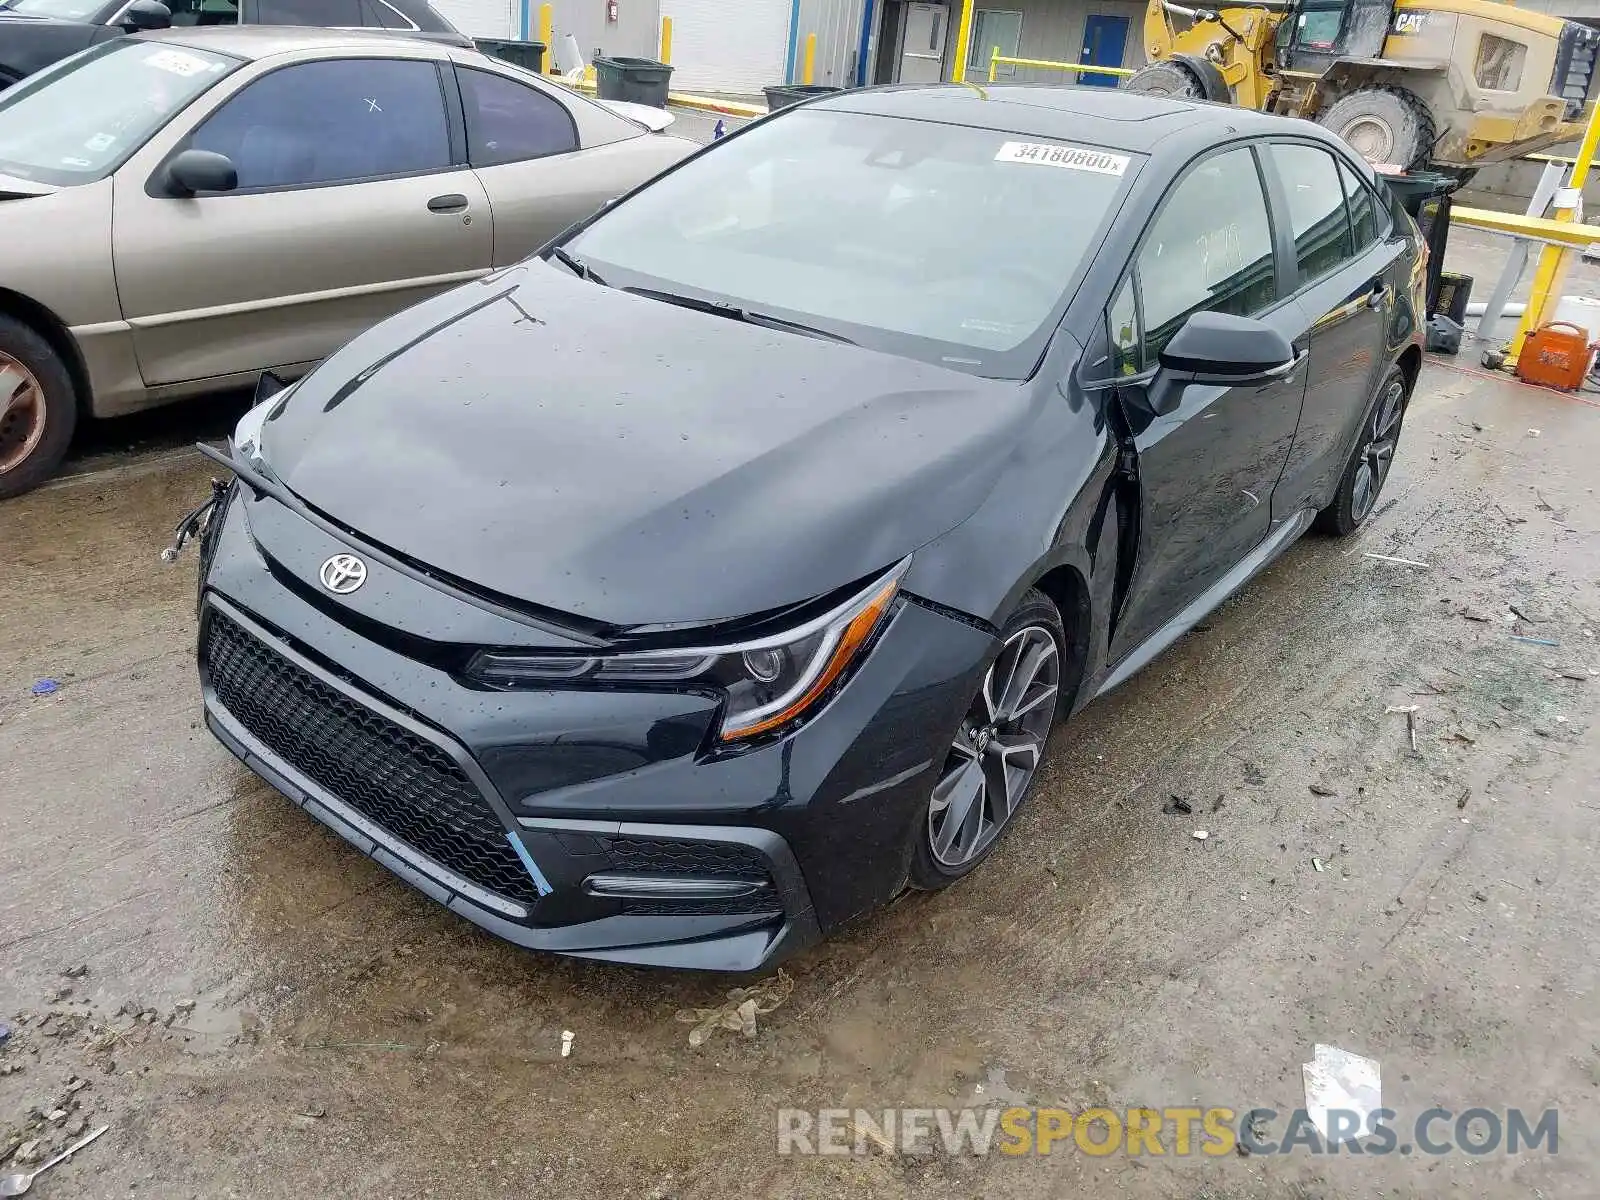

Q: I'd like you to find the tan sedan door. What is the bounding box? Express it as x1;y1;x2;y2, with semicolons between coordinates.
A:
452;63;693;266
113;50;493;388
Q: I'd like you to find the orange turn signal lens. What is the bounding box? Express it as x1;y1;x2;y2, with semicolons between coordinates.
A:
718;576;900;741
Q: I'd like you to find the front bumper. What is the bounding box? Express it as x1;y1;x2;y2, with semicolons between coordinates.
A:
197;488;994;971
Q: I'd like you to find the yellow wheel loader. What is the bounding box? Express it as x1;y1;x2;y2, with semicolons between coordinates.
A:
1128;0;1600;175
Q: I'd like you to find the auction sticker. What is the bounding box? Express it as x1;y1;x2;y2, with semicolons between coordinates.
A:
144;49;218;77
995;141;1129;175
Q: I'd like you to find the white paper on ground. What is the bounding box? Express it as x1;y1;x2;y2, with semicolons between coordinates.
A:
1302;1044;1381;1143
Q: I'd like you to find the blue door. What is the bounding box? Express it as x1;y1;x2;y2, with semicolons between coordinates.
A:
1078;14;1128;86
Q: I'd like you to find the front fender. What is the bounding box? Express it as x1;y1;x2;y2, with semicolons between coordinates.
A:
901;382;1122;706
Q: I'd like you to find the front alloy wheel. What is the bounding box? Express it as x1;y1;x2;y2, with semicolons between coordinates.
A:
911;590;1064;887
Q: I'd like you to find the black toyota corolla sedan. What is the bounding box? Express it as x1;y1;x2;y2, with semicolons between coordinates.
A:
186;85;1423;971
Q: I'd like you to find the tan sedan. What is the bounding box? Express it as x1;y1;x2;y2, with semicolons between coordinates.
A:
0;26;698;496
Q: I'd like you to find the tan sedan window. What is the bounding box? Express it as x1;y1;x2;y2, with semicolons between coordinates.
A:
189;58;451;189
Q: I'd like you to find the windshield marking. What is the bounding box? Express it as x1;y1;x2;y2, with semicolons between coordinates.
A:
994;141;1130;176
144;48;225;77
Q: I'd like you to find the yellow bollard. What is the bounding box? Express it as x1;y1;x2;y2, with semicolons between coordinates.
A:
659;15;672;64
537;2;553;72
1508;98;1600;365
951;0;975;82
802;33;816;85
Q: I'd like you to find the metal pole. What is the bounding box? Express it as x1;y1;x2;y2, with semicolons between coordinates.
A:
1478;160;1563;343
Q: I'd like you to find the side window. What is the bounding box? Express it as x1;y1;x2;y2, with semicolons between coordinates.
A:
167;0;239;26
1109;277;1139;377
1135;146;1277;364
359;0;415;26
1267;143;1352;283
457;68;578;167
1338;158;1380;252
190;59;450;190
254;0;364;22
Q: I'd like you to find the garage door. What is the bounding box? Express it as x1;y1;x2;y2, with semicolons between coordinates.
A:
665;0;790;93
433;0;513;37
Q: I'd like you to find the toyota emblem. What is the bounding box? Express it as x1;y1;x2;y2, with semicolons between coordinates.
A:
319;553;368;594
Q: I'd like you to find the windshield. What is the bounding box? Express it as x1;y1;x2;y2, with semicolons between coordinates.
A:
1;0;108;17
0;40;238;185
564;109;1139;379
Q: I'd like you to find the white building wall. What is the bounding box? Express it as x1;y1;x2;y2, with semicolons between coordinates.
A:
664;0;791;92
435;0;517;37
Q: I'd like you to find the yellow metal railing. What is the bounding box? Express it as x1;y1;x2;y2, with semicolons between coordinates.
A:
987;49;1134;84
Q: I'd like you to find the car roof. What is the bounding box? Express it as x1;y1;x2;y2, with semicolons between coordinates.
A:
130;24;444;60
819;84;1328;155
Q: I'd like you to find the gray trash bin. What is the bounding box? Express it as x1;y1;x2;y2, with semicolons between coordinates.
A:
473;38;546;74
595;56;673;107
763;84;844;111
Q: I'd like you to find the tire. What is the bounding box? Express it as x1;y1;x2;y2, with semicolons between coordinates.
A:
909;589;1066;890
0;315;77;501
1316;87;1436;170
1125;61;1205;99
1314;363;1409;536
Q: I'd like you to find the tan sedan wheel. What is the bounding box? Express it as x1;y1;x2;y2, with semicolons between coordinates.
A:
0;316;77;500
0;354;47;472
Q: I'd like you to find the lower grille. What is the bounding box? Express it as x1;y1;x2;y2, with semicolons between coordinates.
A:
203;609;543;909
600;836;780;915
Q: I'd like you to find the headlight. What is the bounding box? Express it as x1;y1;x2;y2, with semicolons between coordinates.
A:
468;561;907;742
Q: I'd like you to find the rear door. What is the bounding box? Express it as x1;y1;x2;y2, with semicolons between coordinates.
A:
113;52;492;387
1107;143;1309;658
1259;140;1402;518
453;64;678;266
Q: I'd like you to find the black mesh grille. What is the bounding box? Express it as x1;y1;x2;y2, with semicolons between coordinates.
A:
604;837;771;879
203;609;542;909
600;837;779;916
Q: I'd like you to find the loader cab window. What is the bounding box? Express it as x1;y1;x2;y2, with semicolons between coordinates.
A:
1294;1;1346;51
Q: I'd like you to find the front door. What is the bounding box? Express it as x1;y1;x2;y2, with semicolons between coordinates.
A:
1078;14;1128;86
113;54;493;388
1108;144;1307;659
897;2;947;83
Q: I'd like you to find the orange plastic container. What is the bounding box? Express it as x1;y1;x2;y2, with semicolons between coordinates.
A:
1517;322;1595;391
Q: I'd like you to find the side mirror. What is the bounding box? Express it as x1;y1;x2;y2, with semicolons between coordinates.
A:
1158;310;1298;387
164;149;237;197
119;0;171;31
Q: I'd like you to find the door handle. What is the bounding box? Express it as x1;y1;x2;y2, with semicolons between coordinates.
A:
428;194;469;214
1367;282;1390;310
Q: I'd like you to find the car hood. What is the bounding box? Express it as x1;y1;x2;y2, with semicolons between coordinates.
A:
0;13;97;75
261;262;1040;630
0;170;58;197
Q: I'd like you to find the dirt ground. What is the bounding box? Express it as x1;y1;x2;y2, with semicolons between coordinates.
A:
3;232;1600;1198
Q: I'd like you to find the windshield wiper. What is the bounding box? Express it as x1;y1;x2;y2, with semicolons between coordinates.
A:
624;286;855;345
549;245;607;286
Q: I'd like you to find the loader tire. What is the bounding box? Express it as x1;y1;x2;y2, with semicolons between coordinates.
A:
1316;87;1436;171
1125;61;1204;99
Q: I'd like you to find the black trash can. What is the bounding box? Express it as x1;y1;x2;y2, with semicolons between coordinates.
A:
763;84;844;111
473;38;547;74
1378;170;1458;318
595;56;673;107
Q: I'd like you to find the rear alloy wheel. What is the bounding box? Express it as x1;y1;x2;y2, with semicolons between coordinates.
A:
1315;363;1409;536
0;316;77;500
910;590;1064;888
